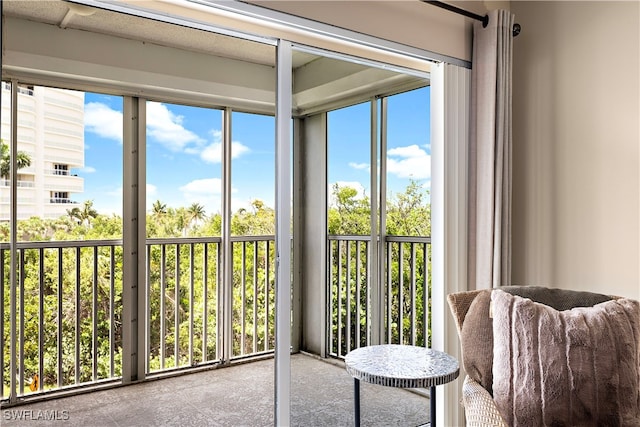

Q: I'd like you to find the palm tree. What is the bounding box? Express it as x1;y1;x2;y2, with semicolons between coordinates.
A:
66;207;82;225
78;200;98;227
187;202;206;229
152;200;167;217
0;139;31;179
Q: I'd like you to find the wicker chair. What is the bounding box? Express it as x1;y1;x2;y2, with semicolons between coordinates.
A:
446;286;616;427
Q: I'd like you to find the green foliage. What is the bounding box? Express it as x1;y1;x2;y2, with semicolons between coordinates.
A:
1;180;430;396
0;139;31;180
327;180;432;354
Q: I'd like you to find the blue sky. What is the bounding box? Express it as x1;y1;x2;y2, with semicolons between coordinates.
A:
78;86;430;217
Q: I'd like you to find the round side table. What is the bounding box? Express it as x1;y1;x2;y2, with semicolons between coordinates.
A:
345;344;459;427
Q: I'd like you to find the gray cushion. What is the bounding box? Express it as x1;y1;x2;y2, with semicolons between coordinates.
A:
492;290;640;426
456;286;614;396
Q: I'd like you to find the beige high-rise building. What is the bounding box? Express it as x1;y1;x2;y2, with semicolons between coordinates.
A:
0;83;84;220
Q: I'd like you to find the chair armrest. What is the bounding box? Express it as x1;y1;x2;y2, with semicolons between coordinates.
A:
462;376;508;427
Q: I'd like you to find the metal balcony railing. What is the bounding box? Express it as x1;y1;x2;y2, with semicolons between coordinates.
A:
328;235;432;357
1;235;276;400
1;233;428;400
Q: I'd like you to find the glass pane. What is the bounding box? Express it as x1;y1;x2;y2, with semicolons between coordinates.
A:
386;87;431;237
0;83;124;397
145;101;222;372
230;111;275;358
327;101;372;236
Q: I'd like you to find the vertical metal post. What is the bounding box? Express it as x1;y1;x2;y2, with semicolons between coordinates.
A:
379;97;388;343
368;99;379;345
57;248;63;387
93;247;98;381
264;241;270;352
221;107;233;363
110;247;115;377
174;244;180;365
9;79;18;403
38;249;44;390
122;97;146;383
241;242;246;355
275;39;292;427
189;243;194;365
160;245;166;369
202;244;208;361
75;248;80;384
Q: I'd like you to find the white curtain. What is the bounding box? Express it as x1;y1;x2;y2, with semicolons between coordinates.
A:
468;9;515;290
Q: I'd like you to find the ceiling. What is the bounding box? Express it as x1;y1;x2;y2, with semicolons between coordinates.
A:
2;0;427;115
2;0;314;68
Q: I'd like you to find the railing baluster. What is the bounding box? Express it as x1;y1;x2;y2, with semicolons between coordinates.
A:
252;241;257;354
386;241;392;344
328;241;334;355
346;240;351;354
174;244;180;367
202;243;208;362
410;243;417;346
337;241;343;356
425;242;430;348
264;241;269;352
19;249;25;395
355;241;361;349
398;243;404;345
160;245;166;370
110;246;115;378
75;247;80;384
146;244;151;373
38;248;44;391
57;248;63;387
364;241;369;347
241;241;246;356
93;246;98;381
189;243;194;365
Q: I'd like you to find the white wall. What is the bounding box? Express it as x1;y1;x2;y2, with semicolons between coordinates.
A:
511;1;640;299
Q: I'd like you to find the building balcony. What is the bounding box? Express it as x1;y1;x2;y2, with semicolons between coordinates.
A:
0;233;433;423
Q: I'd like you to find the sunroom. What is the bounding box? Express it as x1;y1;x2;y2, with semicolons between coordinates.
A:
0;1;471;425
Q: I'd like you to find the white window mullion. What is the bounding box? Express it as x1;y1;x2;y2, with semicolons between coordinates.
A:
274;39;292;427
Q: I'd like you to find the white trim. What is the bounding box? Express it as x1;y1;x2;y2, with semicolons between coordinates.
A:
431;62;470;427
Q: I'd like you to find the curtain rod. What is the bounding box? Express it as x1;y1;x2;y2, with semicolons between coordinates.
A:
422;1;521;37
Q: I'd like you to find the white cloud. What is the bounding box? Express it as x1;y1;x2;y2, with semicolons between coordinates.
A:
200;141;250;164
349;162;369;171
387;144;431;179
78;166;96;173
179;178;223;196
84;102;123;142
146;102;204;151
146;184;158;199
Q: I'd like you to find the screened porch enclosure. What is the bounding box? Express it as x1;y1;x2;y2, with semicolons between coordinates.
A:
0;0;436;419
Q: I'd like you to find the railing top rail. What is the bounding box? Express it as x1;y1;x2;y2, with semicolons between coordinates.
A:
328;235;373;241
385;235;431;244
146;236;222;245
230;235;275;243
0;235;279;250
0;239;123;250
328;234;431;243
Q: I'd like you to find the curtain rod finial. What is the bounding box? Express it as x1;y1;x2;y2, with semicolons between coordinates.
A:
513;23;521;37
